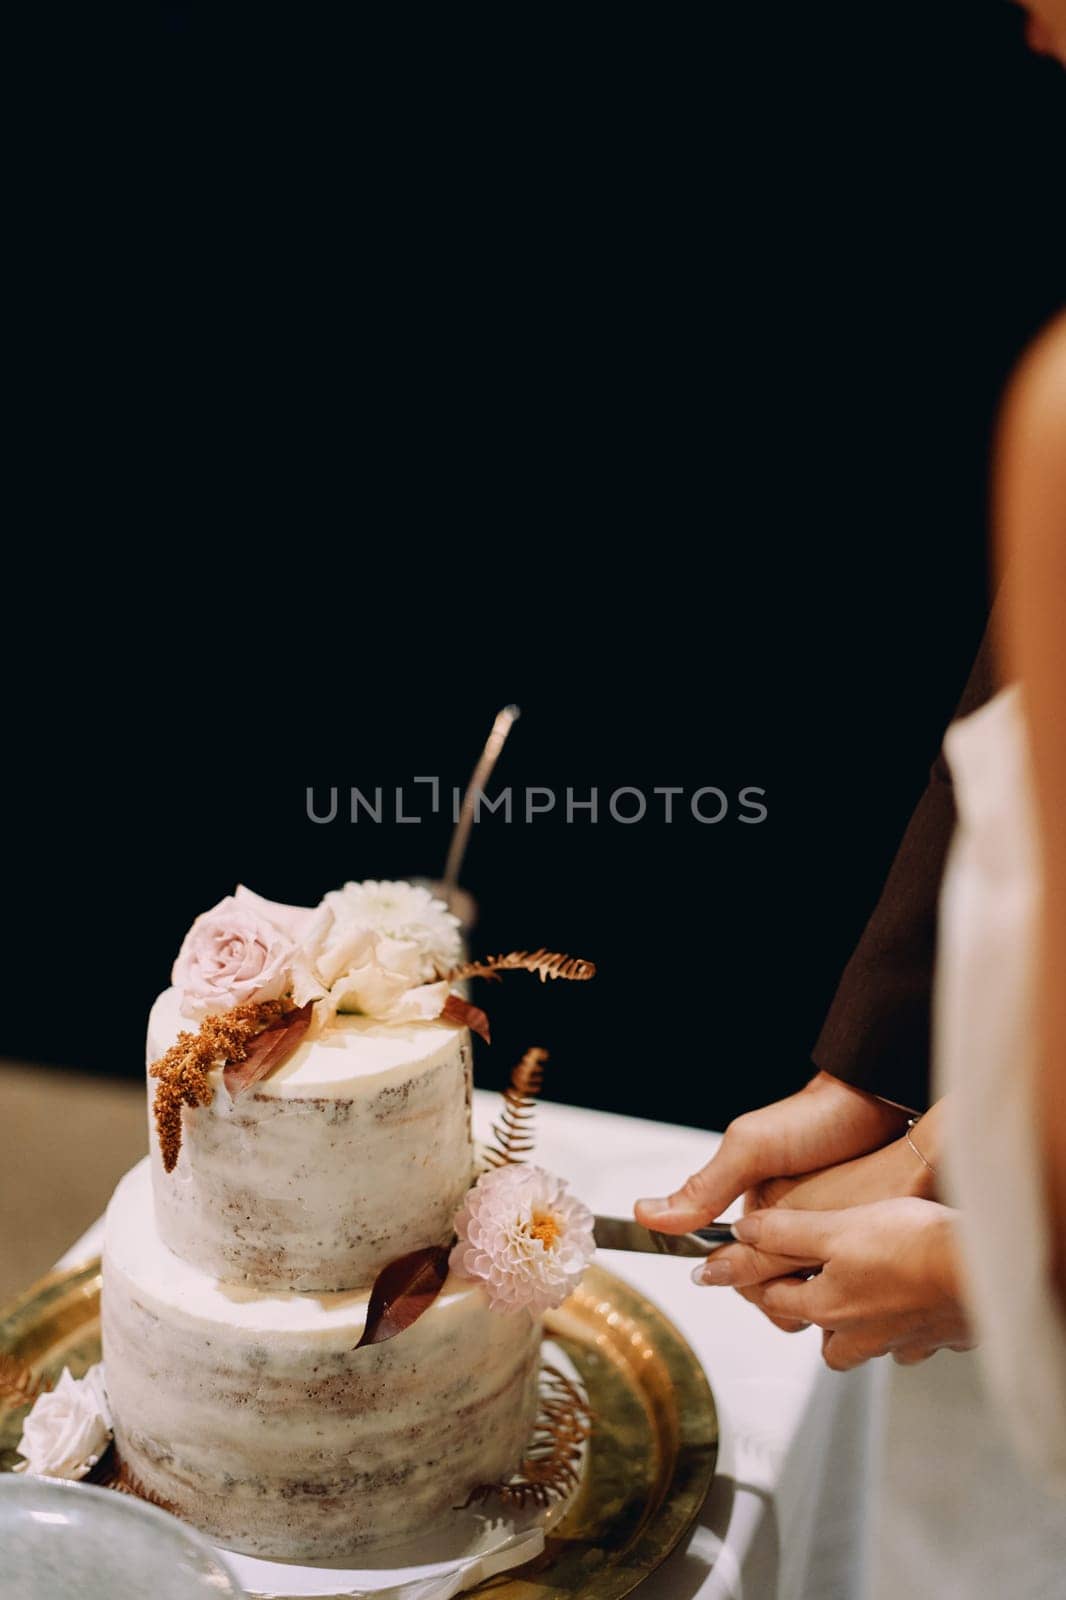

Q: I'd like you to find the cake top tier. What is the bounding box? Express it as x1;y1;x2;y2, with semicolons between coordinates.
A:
148;878;486;1181
141;874;596;1305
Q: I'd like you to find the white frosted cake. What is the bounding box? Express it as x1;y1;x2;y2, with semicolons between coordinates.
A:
88;881;594;1560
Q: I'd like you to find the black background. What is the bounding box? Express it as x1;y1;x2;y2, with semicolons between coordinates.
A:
2;4;1062;1133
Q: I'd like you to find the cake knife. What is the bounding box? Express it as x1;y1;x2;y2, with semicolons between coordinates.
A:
593;1216;734;1257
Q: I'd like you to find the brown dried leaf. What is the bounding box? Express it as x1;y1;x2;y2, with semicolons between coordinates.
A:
440;993;492;1045
356;1245;451;1349
223;1002;314;1097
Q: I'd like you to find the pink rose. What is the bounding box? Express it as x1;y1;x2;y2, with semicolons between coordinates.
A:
172;894;296;1019
233;883;315;941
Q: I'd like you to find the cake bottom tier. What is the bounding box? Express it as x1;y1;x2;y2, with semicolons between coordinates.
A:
101;1161;542;1559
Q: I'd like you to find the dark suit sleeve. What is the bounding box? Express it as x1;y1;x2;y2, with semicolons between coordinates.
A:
810;618;998;1113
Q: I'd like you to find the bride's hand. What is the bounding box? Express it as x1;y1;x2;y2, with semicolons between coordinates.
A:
698;1198;974;1370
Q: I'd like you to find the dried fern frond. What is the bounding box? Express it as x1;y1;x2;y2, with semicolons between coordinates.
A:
448;949;596;985
511;1046;546;1099
484;1047;549;1168
94;1447;176;1513
462;1364;591;1510
0;1353;50;1406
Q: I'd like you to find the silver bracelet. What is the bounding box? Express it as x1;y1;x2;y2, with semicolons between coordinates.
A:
906;1116;936;1176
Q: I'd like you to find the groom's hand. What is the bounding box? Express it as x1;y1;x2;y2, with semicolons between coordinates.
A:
634;1072;907;1234
745;1116;939;1222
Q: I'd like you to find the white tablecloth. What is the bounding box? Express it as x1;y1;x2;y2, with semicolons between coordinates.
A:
57;1092;873;1600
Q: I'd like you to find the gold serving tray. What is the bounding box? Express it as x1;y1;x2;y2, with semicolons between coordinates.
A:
0;1261;717;1600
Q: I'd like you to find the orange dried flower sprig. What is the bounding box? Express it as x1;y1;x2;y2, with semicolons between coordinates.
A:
149;998;288;1172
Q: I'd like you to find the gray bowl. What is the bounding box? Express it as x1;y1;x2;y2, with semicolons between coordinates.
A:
0;1474;247;1600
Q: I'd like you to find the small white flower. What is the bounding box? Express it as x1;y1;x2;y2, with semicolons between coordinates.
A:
15;1365;113;1481
326;881;461;980
292;881;460;1026
450;1165;595;1315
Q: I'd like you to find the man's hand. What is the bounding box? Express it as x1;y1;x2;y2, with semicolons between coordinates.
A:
634;1072;907;1234
695;1199;974;1370
747;1101;940;1217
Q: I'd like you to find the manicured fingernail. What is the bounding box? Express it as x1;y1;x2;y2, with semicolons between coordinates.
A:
731;1215;760;1243
636;1198;672;1220
692;1258;733;1286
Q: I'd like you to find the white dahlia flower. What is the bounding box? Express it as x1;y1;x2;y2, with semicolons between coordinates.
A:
450;1164;595;1315
328;880;461;980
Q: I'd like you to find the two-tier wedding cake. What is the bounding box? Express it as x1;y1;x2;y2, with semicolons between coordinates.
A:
15;881;595;1561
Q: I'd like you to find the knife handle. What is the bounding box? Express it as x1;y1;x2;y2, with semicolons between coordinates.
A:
694;1224;736;1247
648;1223;736;1257
688;1228;729;1254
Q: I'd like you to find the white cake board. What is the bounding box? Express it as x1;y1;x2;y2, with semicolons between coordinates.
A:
217;1343;586;1600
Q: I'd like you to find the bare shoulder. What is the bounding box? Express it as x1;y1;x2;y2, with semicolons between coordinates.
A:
996;314;1066;681
1002;311;1066;466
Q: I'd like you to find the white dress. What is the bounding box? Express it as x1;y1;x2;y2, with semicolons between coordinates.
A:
862;686;1066;1600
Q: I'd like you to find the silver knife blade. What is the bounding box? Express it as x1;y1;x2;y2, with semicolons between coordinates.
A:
593;1215;735;1258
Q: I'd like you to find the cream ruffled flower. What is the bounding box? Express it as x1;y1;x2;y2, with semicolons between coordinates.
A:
450;1165;595;1315
292;881;460;1027
15;1365;112;1481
